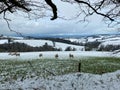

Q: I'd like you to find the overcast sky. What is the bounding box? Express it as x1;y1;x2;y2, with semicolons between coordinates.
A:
0;0;119;37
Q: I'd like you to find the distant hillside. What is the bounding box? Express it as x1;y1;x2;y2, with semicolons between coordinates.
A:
40;38;82;46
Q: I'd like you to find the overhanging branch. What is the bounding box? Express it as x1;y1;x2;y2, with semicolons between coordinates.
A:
74;0;114;21
45;0;57;20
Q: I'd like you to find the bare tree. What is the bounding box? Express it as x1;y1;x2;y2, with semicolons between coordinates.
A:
0;0;120;24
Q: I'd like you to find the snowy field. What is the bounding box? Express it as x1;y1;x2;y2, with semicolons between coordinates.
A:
1;70;120;90
0;51;120;60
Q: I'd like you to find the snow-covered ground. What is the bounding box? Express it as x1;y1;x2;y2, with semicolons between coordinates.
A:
0;39;8;44
66;38;87;44
98;39;120;50
15;40;85;51
15;39;53;47
0;51;120;60
99;40;120;47
67;35;120;44
101;37;120;42
1;70;120;90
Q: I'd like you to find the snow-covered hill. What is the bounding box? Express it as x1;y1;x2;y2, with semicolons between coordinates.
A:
99;40;120;47
67;35;120;43
98;38;120;51
0;39;8;44
0;34;120;52
66;35;120;51
0;39;85;51
15;40;84;51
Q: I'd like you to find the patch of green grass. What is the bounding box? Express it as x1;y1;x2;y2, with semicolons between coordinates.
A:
80;57;120;74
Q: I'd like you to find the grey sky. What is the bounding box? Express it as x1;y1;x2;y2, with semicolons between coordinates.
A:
0;0;119;37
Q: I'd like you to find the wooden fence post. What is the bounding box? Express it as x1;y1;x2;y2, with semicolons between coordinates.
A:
78;62;81;72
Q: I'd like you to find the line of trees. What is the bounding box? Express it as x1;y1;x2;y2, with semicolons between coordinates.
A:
85;41;101;51
98;45;120;51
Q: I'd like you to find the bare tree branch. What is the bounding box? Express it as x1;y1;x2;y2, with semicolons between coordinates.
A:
45;0;57;20
74;0;114;21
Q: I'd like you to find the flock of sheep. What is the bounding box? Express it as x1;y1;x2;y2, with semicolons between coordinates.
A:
8;52;74;59
8;52;20;56
39;53;74;59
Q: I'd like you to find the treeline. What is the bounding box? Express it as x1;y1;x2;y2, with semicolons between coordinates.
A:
85;41;101;51
65;46;77;51
0;42;61;52
98;45;120;51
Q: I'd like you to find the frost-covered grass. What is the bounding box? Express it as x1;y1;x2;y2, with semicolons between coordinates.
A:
0;57;120;82
0;59;78;83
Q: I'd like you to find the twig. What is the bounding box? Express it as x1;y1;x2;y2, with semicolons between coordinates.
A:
43;68;56;76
